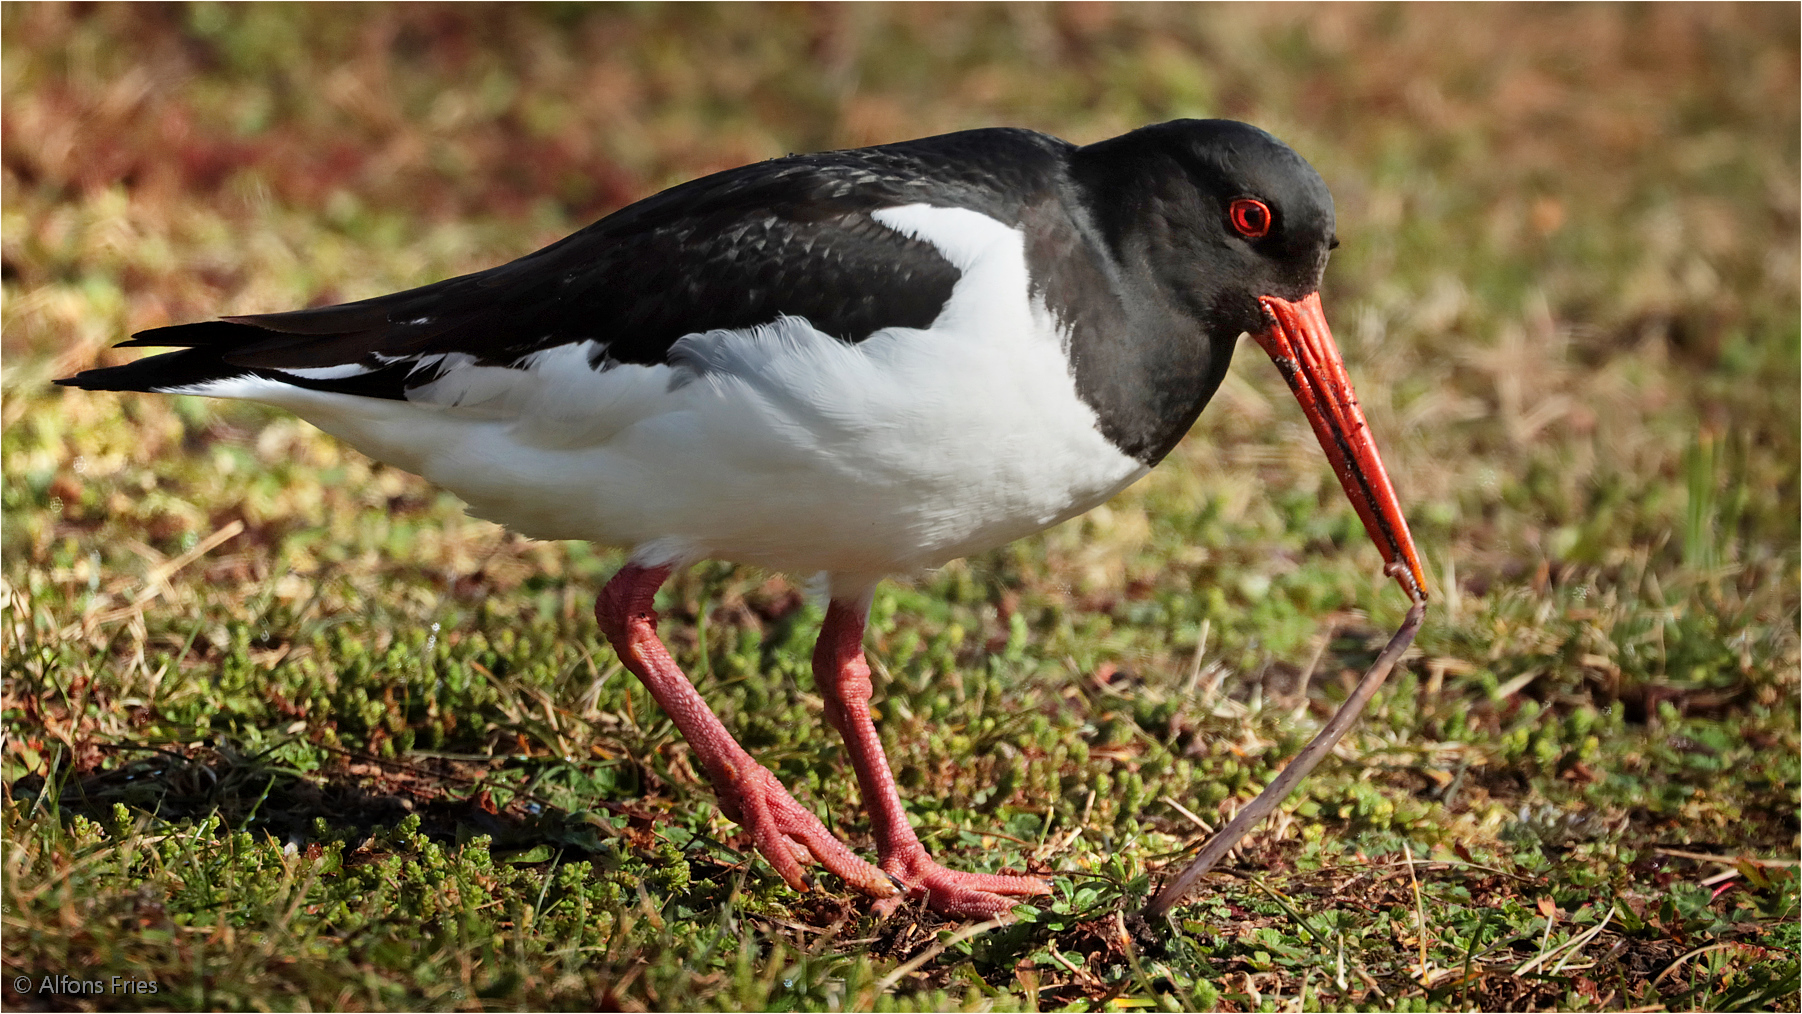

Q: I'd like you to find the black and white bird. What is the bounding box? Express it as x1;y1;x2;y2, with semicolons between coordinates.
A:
61;119;1426;918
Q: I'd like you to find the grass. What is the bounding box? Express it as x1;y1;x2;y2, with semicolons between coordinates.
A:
3;3;1798;1011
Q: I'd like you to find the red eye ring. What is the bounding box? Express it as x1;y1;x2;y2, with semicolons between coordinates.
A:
1228;197;1272;239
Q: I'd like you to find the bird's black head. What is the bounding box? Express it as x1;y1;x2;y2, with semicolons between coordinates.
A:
1070;118;1336;336
1072;118;1426;604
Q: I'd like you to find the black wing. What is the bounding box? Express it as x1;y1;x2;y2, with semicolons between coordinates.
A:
59;128;1074;398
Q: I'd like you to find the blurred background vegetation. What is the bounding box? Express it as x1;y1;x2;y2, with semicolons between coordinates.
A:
3;3;1797;1011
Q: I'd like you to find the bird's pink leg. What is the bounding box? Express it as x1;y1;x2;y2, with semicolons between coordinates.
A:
596;564;897;901
813;598;1050;919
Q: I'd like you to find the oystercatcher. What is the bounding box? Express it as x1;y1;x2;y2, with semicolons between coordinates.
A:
60;119;1426;917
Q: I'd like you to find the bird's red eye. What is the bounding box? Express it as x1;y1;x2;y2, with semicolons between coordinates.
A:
1228;197;1272;239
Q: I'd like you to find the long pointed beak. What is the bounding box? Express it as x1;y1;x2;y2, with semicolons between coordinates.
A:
1252;292;1428;603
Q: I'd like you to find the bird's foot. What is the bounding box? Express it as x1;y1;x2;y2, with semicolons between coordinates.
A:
715;758;900;902
876;846;1050;919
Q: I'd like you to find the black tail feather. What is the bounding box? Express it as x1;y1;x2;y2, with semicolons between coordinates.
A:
59;330;418;399
55;346;245;393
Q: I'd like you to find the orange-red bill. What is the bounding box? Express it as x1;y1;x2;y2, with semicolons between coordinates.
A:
1252;292;1428;603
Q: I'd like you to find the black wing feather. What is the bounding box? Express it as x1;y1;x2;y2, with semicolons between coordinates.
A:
61;128;1075;399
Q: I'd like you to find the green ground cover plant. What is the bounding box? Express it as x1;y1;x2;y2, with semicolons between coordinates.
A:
3;4;1797;1011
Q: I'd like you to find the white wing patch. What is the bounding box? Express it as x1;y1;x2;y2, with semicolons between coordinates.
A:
869;205;1014;273
278;363;373;380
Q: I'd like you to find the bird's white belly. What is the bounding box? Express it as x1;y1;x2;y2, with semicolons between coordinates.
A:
508;320;1144;580
201;205;1149;586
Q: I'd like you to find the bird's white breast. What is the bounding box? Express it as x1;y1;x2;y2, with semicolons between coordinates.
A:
181;205;1148;591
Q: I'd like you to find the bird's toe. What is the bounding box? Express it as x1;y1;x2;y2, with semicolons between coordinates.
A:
721;762;899;900
880;853;1050;919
